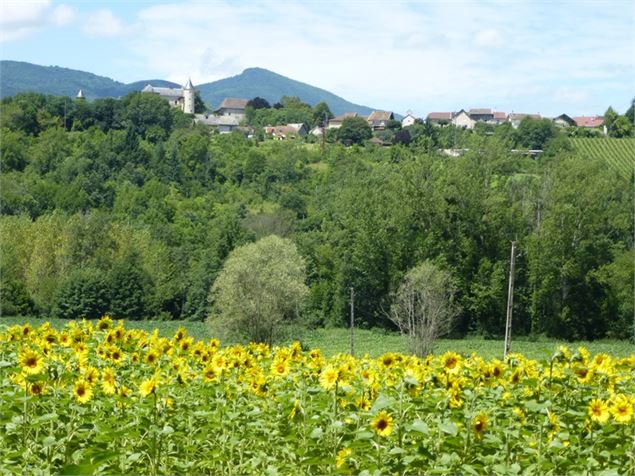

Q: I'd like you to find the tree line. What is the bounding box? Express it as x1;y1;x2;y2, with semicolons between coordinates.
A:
0;92;632;341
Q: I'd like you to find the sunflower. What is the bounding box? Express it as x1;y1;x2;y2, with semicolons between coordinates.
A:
319;366;339;391
336;447;353;469
288;399;303;421
610;394;634;424
139;376;158;397
145;350;159;365
202;366;219;383
174;327;186;342
371;410;394;437
19;348;44;375
272;360;289;377
109;346;124;365
97;315;113;331
101;367;117;395
74;379;93;404
380;353;396;369
84;366;99;386
21;324;33;338
588;399;610;424
472;412;489;439
441;352;462;374
28;381;46;396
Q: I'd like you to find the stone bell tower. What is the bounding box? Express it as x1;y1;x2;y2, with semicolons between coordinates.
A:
183;78;195;114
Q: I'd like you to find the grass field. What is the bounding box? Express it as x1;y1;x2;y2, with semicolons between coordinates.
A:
571;137;635;179
2;316;632;360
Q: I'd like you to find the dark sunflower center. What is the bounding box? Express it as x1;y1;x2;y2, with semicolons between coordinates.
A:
377;419;388;430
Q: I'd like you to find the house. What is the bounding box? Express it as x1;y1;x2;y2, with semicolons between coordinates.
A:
492;111;508;124
214;98;249;119
468;108;494;122
573;116;604;128
194;114;241;133
552;114;576;128
508;113;541;129
142;79;195;114
452;109;475;129
367;111;394;131
401;110;416;127
309;126;324;136
327;112;359;129
264;123;308;139
426;112;453;125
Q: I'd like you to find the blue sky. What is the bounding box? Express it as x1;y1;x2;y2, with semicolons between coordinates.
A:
1;0;633;116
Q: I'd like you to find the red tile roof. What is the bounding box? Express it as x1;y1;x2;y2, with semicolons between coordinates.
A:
573;116;604;128
427;112;453;120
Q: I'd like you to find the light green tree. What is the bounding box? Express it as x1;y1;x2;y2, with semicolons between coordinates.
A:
389;260;460;356
208;235;308;344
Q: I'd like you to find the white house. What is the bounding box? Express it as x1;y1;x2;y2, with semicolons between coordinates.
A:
214;98;249;120
195;114;241;133
142;78;195;114
401;110;416;127
452;110;475;129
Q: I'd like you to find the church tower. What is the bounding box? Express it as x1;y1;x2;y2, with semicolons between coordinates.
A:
183;78;195;114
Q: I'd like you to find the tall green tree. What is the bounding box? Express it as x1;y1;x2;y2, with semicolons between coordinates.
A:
209;235;308;344
337;117;372;145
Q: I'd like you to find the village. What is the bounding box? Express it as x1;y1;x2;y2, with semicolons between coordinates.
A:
138;79;608;141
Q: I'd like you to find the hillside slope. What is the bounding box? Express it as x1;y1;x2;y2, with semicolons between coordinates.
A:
0;61;181;99
198;67;374;116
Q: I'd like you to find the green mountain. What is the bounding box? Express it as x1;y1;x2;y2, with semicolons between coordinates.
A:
1;61;376;116
197;67;374;116
0;61;181;99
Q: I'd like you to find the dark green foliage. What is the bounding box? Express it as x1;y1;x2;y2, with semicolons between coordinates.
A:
108;253;155;319
54;268;110;319
247;97;271;109
514;117;557;149
194;91;207;113
337;117;372;144
0;279;35;316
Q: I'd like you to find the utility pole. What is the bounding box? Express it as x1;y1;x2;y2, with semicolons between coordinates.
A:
321;113;327;156
350;287;355;356
503;241;516;359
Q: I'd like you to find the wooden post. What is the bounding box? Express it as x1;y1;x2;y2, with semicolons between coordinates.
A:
350;287;355;356
503;241;516;359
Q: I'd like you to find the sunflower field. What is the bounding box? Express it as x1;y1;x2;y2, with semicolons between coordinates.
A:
1;319;633;475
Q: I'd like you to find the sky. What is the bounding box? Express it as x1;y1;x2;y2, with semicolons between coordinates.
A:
1;0;633;117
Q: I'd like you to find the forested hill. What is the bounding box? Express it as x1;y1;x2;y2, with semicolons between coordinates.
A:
0;61;180;99
196;67;374;115
0;61;375;115
1;92;632;341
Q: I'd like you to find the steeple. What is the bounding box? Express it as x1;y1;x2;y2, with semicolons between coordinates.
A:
76;89;86;100
183;77;195;114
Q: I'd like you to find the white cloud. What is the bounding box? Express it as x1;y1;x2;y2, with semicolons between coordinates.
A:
82;9;126;38
51;4;76;27
554;87;591;105
0;1;76;42
111;1;631;115
475;29;504;48
0;0;51;42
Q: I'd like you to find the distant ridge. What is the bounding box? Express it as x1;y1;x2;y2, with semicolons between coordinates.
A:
0;61;181;99
197;67;374;116
0;61;376;116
